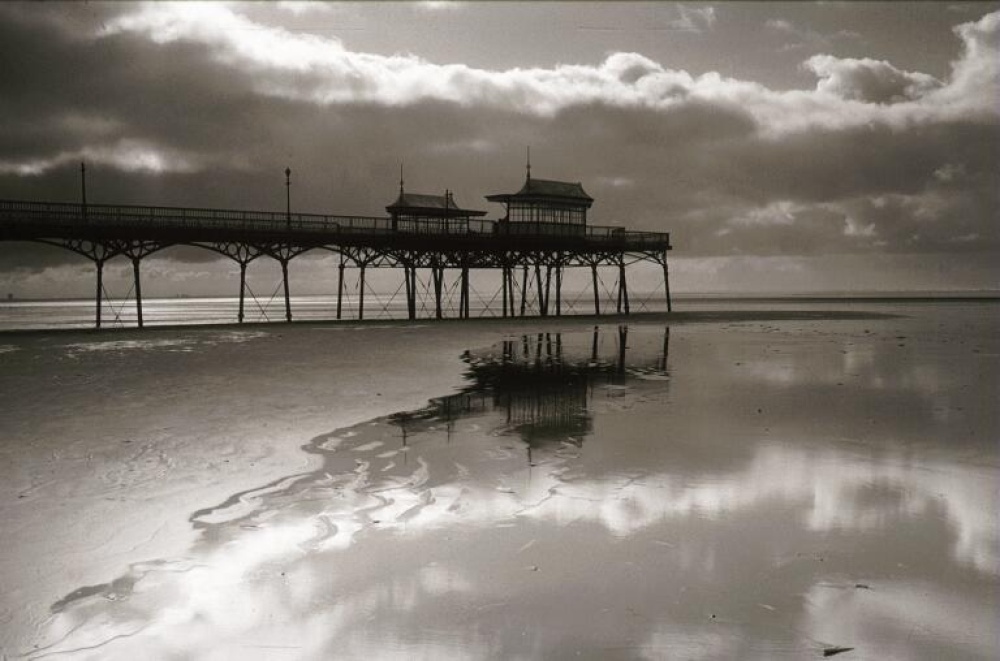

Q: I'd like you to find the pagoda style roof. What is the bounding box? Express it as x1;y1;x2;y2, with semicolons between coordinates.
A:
486;177;593;206
387;191;486;217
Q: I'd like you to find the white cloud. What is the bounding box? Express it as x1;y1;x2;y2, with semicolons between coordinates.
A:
664;4;717;33
844;215;877;238
415;1;464;11
805;54;942;103
0;139;201;175
96;4;1000;140
766;16;861;52
275;1;336;16
729;200;801;227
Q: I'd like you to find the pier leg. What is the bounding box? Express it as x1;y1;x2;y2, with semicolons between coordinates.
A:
663;255;672;313
555;264;562;316
619;258;629;315
591;326;599;361
617;325;628;374
358;265;366;320
132;256;144;329
520;265;528;316
412;268;419;319
617;264;623;314
621;260;629;314
591;264;600;316
238;261;247;323
412;267;419;319
461;266;470;318
281;259;292;323
336;259;345;320
433;266;443;319
404;265;414;320
544;265;552;316
535;263;545;317
501;265;508;318
660;326;670;371
94;258;104;329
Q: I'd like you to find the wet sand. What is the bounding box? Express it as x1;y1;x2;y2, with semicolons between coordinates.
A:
1;304;997;659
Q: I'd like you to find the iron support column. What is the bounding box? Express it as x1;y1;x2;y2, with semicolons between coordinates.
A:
404;265;413;320
621;257;630;315
555;264;562;316
501;265;508;317
663;253;672;312
520;265;528;316
535;263;544;317
238;261;247;323
591;264;600;316
660;326;670;371
94;258;103;329
281;258;292;322
433;266;443;319
617;264;623;314
461;266;470;318
544;265;552;316
336;259;345;320
410;267;418;319
132;256;144;329
358;265;366;320
617;325;628;373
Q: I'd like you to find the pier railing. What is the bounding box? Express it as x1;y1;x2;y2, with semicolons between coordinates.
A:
0;199;670;248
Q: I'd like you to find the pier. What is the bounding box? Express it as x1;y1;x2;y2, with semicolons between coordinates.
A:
0;170;672;328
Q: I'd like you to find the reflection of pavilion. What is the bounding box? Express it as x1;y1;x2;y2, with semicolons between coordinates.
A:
390;327;670;454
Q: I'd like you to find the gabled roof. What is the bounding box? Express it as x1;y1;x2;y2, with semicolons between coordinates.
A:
387;191;486;217
486;177;593;206
516;178;593;201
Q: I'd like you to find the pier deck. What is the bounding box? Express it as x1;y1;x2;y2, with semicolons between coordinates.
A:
0;199;673;327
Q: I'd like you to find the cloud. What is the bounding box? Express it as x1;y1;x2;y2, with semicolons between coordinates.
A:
275;1;337;16
765;16;862;52
0;138;203;176
805;54;942;103
414;1;464;11
663;4;717;33
90;3;999;139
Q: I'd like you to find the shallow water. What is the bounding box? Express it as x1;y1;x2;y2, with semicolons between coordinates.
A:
10;303;1000;660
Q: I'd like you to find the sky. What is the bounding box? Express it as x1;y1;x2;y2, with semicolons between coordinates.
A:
0;1;998;298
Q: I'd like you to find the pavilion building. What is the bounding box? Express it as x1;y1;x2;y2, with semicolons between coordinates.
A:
386;183;485;234
485;163;594;236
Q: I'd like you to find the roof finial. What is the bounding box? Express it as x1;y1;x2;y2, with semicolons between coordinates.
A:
399;161;405;195
526;146;531;181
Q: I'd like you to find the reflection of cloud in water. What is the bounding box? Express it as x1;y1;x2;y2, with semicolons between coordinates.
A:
61;331;268;356
33;325;998;659
804;581;996;660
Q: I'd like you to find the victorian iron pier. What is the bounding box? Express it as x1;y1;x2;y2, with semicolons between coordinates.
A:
0;167;672;328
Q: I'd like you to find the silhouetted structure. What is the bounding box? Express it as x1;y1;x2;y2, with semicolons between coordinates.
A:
0;166;672;328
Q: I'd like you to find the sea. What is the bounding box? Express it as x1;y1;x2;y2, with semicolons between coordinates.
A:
1;291;996;331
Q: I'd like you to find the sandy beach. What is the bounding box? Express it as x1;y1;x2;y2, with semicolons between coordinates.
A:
1;302;997;660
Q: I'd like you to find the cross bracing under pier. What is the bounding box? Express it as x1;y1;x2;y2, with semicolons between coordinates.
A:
0;199;672;328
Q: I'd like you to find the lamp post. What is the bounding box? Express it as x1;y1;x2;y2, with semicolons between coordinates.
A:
284;167;291;229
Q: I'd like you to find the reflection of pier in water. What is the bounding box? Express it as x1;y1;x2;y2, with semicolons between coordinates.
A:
391;326;670;456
